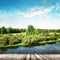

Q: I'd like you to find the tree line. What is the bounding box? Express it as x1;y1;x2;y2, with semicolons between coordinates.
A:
0;25;60;34
27;25;60;35
0;27;26;34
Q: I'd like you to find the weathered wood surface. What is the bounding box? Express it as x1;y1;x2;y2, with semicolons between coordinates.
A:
0;54;60;60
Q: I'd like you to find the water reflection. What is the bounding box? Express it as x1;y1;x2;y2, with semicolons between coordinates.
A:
0;42;60;54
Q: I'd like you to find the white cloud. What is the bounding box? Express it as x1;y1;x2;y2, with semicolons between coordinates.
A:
4;6;54;18
21;6;55;18
0;6;55;20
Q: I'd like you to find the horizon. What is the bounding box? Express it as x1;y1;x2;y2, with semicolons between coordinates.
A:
0;25;60;30
0;0;60;29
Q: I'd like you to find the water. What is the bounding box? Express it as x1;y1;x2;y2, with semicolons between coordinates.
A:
0;42;60;54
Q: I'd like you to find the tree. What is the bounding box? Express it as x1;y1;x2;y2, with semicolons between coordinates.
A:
0;28;1;34
27;25;35;35
20;29;26;33
6;27;11;34
6;27;14;33
1;27;6;34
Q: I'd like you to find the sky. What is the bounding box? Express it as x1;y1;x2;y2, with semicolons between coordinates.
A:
0;0;60;29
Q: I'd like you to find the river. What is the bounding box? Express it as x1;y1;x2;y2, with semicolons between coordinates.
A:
0;42;60;54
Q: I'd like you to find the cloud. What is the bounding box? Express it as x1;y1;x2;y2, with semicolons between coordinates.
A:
0;6;53;18
9;6;55;18
0;6;55;20
21;6;55;18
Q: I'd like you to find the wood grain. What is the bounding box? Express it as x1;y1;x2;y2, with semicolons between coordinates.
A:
0;54;60;60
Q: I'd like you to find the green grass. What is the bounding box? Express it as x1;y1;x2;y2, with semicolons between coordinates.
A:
47;40;56;44
39;41;47;45
0;32;60;48
57;38;60;42
0;43;27;48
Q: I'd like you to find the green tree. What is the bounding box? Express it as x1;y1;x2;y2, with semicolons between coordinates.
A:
27;25;35;35
1;27;6;34
6;27;13;34
0;28;1;34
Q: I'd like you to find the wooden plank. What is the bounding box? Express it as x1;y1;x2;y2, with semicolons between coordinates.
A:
0;54;18;60
0;54;60;60
0;54;26;60
26;54;30;60
35;54;43;60
18;54;26;60
44;54;60;60
30;54;37;60
39;54;50;60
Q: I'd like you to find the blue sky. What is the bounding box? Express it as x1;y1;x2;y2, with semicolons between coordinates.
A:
0;0;60;29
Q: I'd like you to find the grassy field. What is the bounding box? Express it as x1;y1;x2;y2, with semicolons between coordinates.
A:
0;31;60;48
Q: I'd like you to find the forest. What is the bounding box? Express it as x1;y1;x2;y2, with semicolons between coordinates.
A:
0;25;60;48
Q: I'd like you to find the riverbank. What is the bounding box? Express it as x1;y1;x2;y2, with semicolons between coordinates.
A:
0;40;60;48
0;43;27;48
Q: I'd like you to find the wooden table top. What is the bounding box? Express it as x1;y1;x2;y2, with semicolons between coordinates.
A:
0;54;60;60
